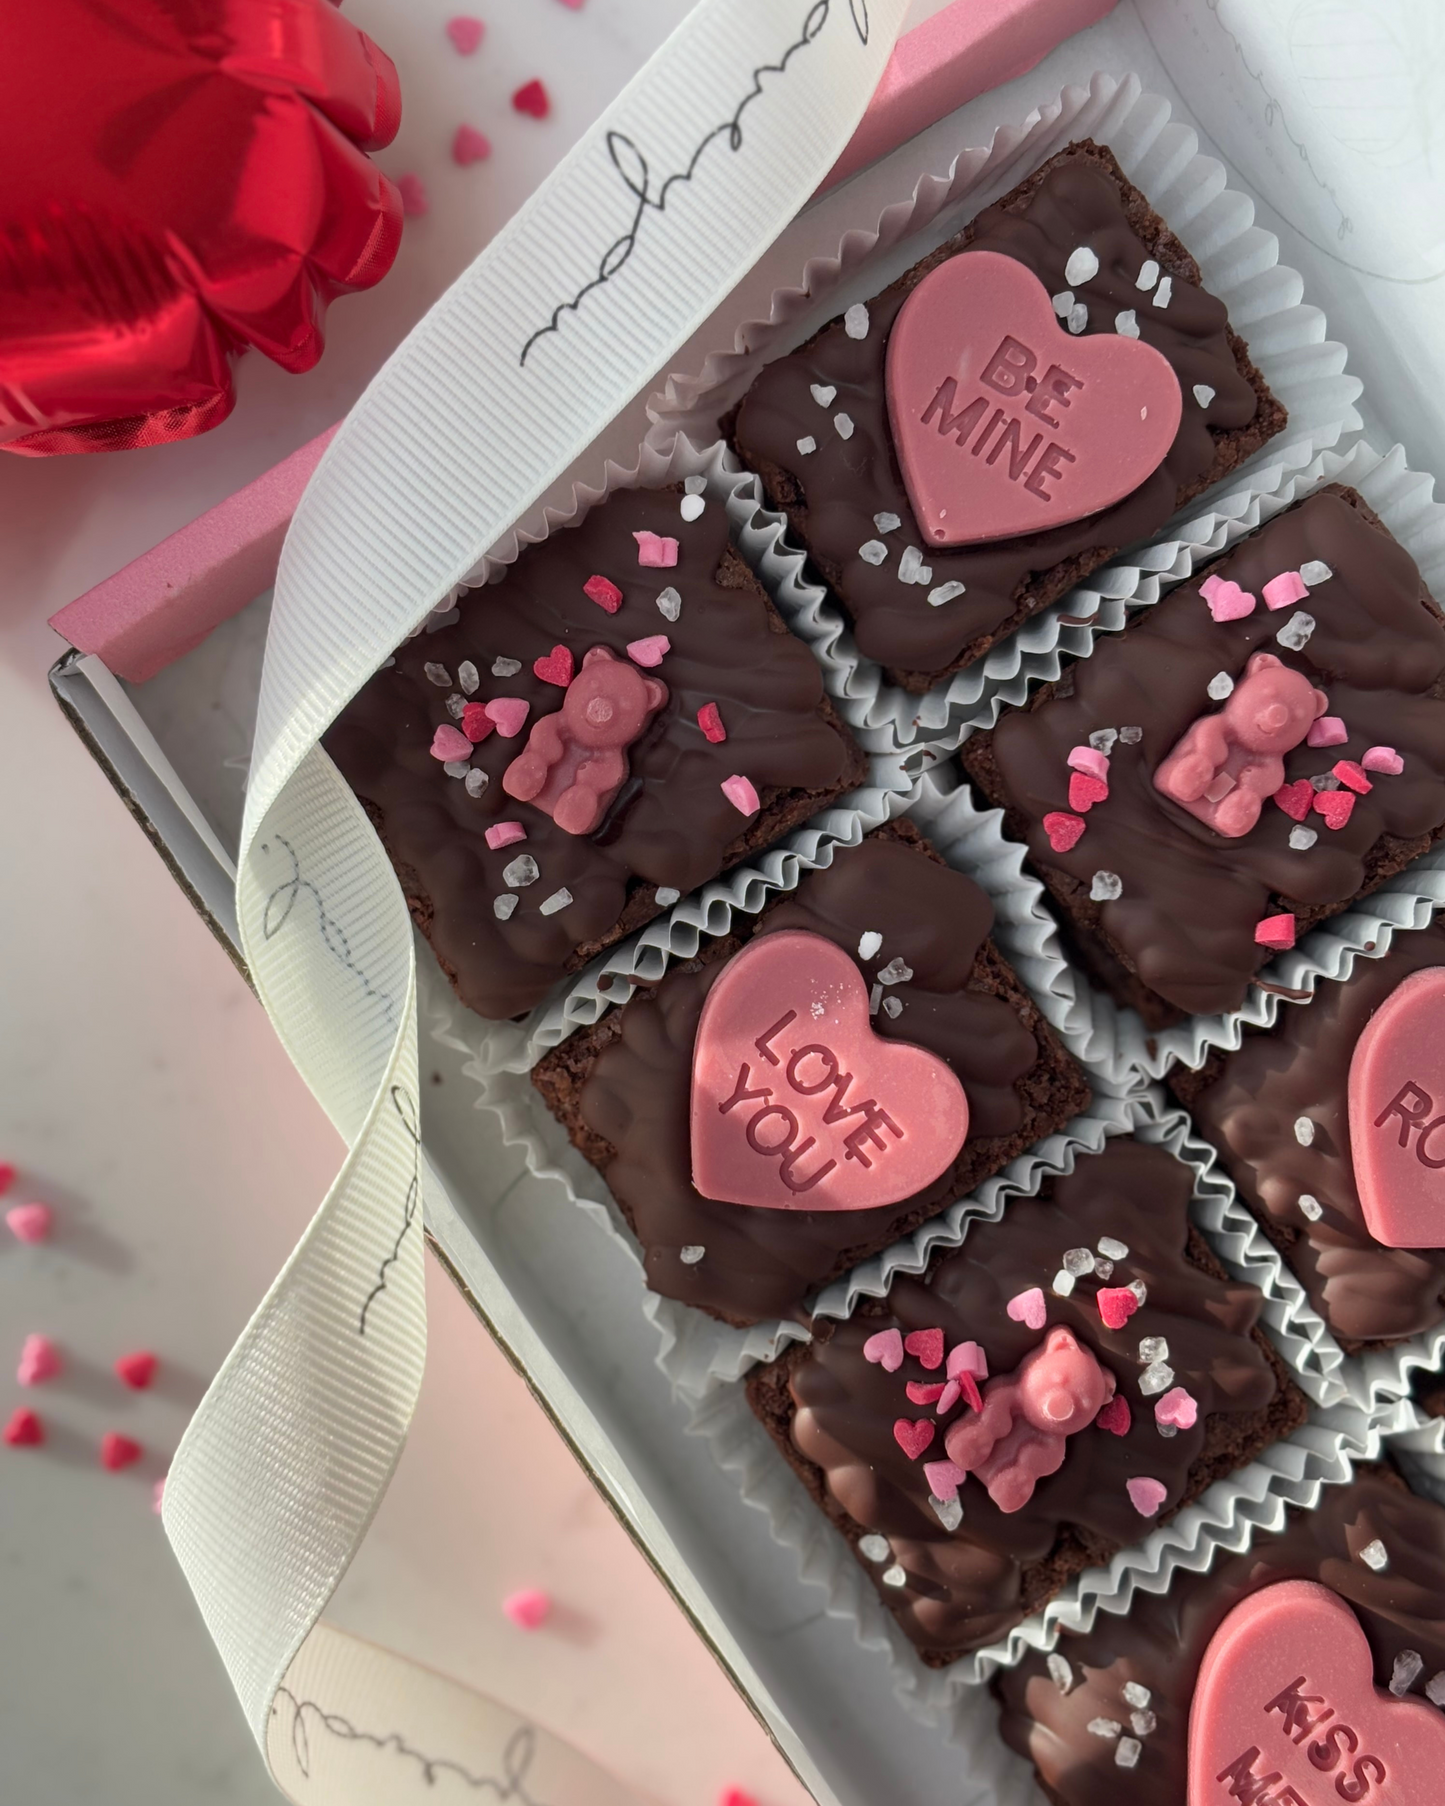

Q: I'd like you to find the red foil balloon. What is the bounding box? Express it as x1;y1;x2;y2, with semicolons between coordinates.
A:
0;0;404;456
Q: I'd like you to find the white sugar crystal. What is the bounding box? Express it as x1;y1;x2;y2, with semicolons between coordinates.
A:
1289;826;1318;850
539;887;573;916
1157;1423;1179;1439
881;1564;907;1589
1115;309;1140;338
810;382;837;407
446;692;466;718
656;586;682;621
1139;1361;1175;1396
859;539;889;565
1207;671;1235;701
1087;1717;1122;1740
1067;301;1089;335
1066;245;1099;285
1391;1650;1425;1697
1094;1258;1115;1282
443;760;471;779
796;435;817;455
874;512;902;533
1276;611;1316;651
684;475;706;494
1115;1737;1142;1770
503;855;539;889
680;492;705;521
1294;1116;1316;1147
492;656;522;677
1426;1671;1445;1708
930;1494;964;1531
1359;1538;1389;1571
898;545;924;583
928;580;967;607
1091;871;1123;902
833;412;855;440
913;564;933;586
457;660;480;694
1048;1652;1075;1695
679;1245;705;1265
1300;560;1333;586
1090;729;1119;754
878;957;913;985
1052;289;1075;316
1193;384;1216;408
1119;725;1143;745
493;893;518;920
464;769;489;798
424;662;451;687
844;303;870;339
1098;1235;1129;1260
1122;1682;1152;1710
1131;1709;1157;1735
869;984;882;1016
1129;1279;1149;1306
858;1534;890;1562
882;996;903;1020
1299;1194;1324;1221
1139;1337;1169;1365
1154;275;1173;308
858;931;883;961
655;887;681;906
1063;1247;1096;1277
1136;259;1160;291
1311;772;1341;792
1052;1269;1077;1298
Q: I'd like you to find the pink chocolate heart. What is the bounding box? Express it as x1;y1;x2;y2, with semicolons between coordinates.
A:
893;1418;936;1461
1273;780;1314;822
689;930;969;1211
1006;1287;1047;1331
886;250;1182;548
863;1328;905;1371
903;1327;945;1370
1043;811;1086;853
1189;1579;1445;1806
1348;966;1445;1248
1095;1393;1131;1436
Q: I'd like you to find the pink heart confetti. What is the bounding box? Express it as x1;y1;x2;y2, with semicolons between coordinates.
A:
903;1327;945;1370
893;1418;936;1460
5;1202;51;1244
1201;574;1256;621
4;1406;42;1447
396;174;428;218
533;645;575;688
1254;912;1297;950
1363;745;1403;774
1272;779;1313;822
626;635;670;668
1066;745;1110;782
1306;714;1348;748
1333;759;1372;794
946;1340;987;1381
1096;1286;1140;1331
0;1163;15;1195
485;822;526;851
956;1370;983;1414
17;1334;60;1386
1154;1385;1199;1430
1262;569;1308;611
697;702;727;744
863;1328;904;1371
430;723;473;763
100;1431;142;1472
582;573;623;613
461;702;494;743
115;1350;157;1390
502;1587;551;1630
922;1458;968;1502
935;1380;962;1415
1126;1475;1168;1517
512;79;550;119
485;697;530;739
451;125;492;166
555;0;586;8
720;1791;758;1806
1068;771;1109;812
1006;1287;1047;1331
906;1381;946;1405
1095;1393;1131;1435
1313;788;1356;831
721;774;759;817
1042;811;1086;853
632;530;678;568
445;15;484;54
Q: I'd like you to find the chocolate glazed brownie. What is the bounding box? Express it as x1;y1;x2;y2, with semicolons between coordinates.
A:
746;1139;1305;1664
964;487;1445;1027
531;823;1090;1326
324;484;865;1020
729;140;1285;691
995;1471;1445;1806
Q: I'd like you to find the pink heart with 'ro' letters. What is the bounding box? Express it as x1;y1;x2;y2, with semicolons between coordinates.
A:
689;930;968;1211
1189;1579;1445;1806
1348;967;1445;1248
886;250;1182;547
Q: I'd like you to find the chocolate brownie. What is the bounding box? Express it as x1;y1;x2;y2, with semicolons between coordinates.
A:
324;484;865;1020
995;1470;1445;1806
1171;922;1445;1348
730;140;1285;692
745;1138;1306;1663
531;822;1090;1326
963;486;1445;1027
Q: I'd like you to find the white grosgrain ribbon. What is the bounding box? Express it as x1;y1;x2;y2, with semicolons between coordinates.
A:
160;2;909;1797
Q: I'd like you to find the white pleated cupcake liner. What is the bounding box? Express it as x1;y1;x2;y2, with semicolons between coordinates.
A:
1382;1403;1445;1509
645;70;1361;750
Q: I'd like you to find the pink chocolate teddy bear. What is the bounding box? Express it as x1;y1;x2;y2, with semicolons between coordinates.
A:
1153;651;1328;838
503;645;668;836
943;1325;1115;1514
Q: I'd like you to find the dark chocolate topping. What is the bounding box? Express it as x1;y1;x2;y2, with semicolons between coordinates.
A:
970;487;1445;1020
1180;920;1445;1344
732;141;1278;688
995;1472;1445;1806
324;486;860;1019
758;1139;1292;1657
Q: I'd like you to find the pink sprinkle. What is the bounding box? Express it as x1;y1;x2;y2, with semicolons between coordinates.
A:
697;703;727;744
502;1587;552;1630
116;1350;158;1390
1262;570;1309;611
1067;746;1110;782
862;1328;904;1371
4;1407;42;1447
721;774;760;816
1069;771;1109;812
583;574;623;613
1096;1287;1140;1332
1043;811;1086;853
1333;760;1372;795
430;724;473;763
485;822;527;851
445;15;485;53
903;1327;945;1370
935;1380;962;1415
719;1791;758;1806
893;1418;935;1460
556;0;587;9
533;645;575;688
153;1477;166;1515
1154;1386;1199;1430
946;1341;987;1382
461;702;494;743
1363;745;1404;775
1273;779;1313;822
6;1202;51;1243
0;1164;15;1195
1095;1394;1131;1436
17;1335;60;1386
1306;715;1348;748
633;530;679;568
1313;788;1356;831
906;1381;946;1405
1127;1476;1168;1517
512;79;550;119
484;697;530;739
626;635;671;668
1006;1287;1047;1331
922;1458;969;1502
1255;912;1297;950
451;125;492;166
396;174;429;218
100;1432;142;1473
1200;574;1256;621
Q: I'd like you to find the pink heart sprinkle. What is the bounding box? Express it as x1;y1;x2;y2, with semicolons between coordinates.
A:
461;702;494;743
533;645;575;688
1262;570;1308;611
485;822;527;851
484;697;530;739
114;1350;156;1391
1362;745;1404;775
923;1458;969;1502
906;1381;946;1405
445;15;484;53
1154;1385;1199;1430
946;1341;987;1382
1306;715;1348;748
935;1380;962;1415
1069;771;1109;812
1095;1394;1131;1436
502;1587;552;1630
1254;912;1297;950
632;530;678;568
0;1162;14;1195
1312;788;1356;831
17;1334;60;1386
1096;1286;1139;1331
697;702;727;744
903;1327;945;1370
956;1370;983;1414
555;0;586;9
512;78;550;119
6;1202;51;1244
396;173;428;219
1273;780;1313;822
451;125;492;166
100;1431;142;1472
1043;811;1086;853
582;574;622;614
626;635;670;668
431;724;473;763
1201;574;1256;621
1127;1475;1168;1517
1006;1287;1047;1331
720;1791;759;1806
863;1328;904;1372
1066;745;1110;782
4;1406;42;1447
721;774;760;817
893;1418;936;1461
1333;760;1372;795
